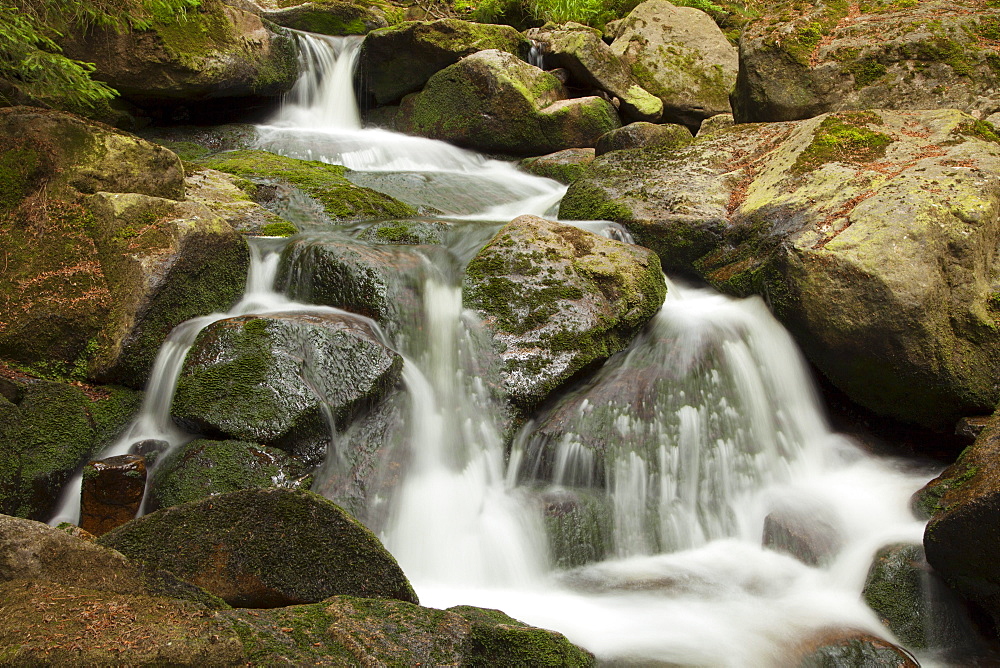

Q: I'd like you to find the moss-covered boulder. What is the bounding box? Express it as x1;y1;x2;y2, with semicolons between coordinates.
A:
595;121;692;156
609;0;738;127
99;488;419;607
399;50;621;156
0;377;141;520
359;219;453;245
520;148;596;184
793;628;917;667
560;109;1000;429
60;0;298;106
263;1;387;36
171;313;402;462
198;149;416;221
358;18;530;105
185;167;290;235
147;438;311;512
862;543;931;650
733;0;1000;123
527;23;662;123
463;215;665;407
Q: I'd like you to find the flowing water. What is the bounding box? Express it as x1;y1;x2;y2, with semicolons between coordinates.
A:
53;32;960;664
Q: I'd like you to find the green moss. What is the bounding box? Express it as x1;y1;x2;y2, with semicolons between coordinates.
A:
0;146;40;210
843;57;887;89
792;113;892;174
952;119;1000;144
198;150;416;220
909;37;975;77
153;0;236;61
862;543;927;649
975;16;1000;41
558;181;636;223
451;605;596;666
260;221;299;237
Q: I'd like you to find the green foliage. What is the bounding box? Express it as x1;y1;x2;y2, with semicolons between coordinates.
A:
0;0;199;110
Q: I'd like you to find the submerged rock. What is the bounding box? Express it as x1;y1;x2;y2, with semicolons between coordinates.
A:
399;50;621;156
98;488;419;607
80;454;147;536
172;312;402;461
464;215;665;407
359;18;529;105
733;0;1000;123
862;543;931;650
561;109;1000;429
762;503;843;566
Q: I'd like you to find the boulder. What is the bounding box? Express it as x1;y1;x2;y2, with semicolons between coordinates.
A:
537;488;613;569
80;454;147;536
358;19;530;105
198;149;417;221
696;112;734;137
862;543;932;649
171;312;402;461
0;378;140;520
184;167;291;236
60;0;298;106
527;23;662;123
520;148;596;184
595;121;692;156
793;629;918;667
609;0;738;127
560;109;1000;429
399;50;621;156
146;438;311;512
762;504;843;566
98;488;419;607
359;219;453;245
733;0;1000;123
263;1;387;35
463;215;665;406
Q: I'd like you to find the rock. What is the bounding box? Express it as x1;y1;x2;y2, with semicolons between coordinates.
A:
198;149;416;221
560;109;1000;429
956;416;992;441
171;312;402;460
762;504;843;566
146;439;310;512
400;50;621;156
184;168;290;236
0;378;140;520
733;0;1000;123
80;454;147;537
225;596;595;665
359;219;453;245
99;488;419;607
595;121;692;156
793;628;918;667
263;1;387;35
463;215;665;407
537;488;613;569
60;0;298;109
520;148;596;184
527;23;662;123
696;112;734;137
609;0;738;127
358;18;530;105
862;543;931;650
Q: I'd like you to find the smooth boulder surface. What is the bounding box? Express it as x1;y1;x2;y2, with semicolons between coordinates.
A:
609;0;738;127
98;488;419;607
358;18;529;105
172;312;401;461
862;543;931;650
733;0;1000;123
595;121;692;156
793;629;918;667
464;215;665;407
520;148;596;184
400;50;621;156
560;109;1000;429
263;1;387;35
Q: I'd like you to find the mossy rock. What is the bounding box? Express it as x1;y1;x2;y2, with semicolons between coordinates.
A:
147;439;311;512
520;148;596;185
98;488;419;607
198;149;416;221
463;215;665;407
595;121;693;156
0;378;141;520
359;219;452;245
733;0;1000;122
185;168;291;236
861;543;930;649
264;2;387;35
359;18;530;105
793;628;917;667
171;313;402;463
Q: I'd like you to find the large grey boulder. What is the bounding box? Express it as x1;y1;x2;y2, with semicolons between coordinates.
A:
610;0;738;127
560;109;1000;429
733;0;1000;123
263;1;387;35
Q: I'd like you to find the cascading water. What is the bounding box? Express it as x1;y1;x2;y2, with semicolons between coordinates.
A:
52;30;964;665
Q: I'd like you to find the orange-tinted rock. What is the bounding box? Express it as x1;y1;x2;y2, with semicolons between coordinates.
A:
80;454;146;536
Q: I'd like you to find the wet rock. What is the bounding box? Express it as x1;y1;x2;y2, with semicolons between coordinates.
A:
358;19;530;105
520;148;596;185
733;0;1000;123
80;454;147;537
463;215;665;407
0;378;140;520
595;121;692;156
99;488;419;607
171;312;401;459
359;219;453;245
184;167;289;236
130;439;170;458
762;504;843;566
862;543;932;649
263;2;387;35
399;50;621;156
146;439;310;512
793;628;918;667
609;0;738;127
537;488;613;569
560;109;1000;429
527;23;662;123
